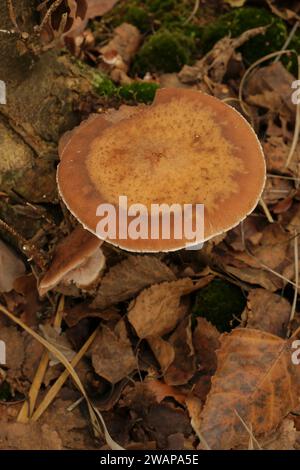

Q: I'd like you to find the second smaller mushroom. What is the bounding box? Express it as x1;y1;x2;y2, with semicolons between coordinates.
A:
38;225;105;296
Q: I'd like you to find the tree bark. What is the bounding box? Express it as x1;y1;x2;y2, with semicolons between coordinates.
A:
0;0;98;205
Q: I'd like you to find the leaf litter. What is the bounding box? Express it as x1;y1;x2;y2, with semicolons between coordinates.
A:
1;0;300;451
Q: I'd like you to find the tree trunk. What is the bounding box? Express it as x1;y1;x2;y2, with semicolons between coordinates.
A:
0;0;98;205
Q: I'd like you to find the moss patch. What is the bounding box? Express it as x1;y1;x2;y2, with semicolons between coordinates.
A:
108;0;202;34
93;71;158;104
201;7;287;64
118;82;159;103
193;278;246;332
132;30;195;75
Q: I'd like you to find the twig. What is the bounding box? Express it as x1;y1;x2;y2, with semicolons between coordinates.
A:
0;303;123;450
0;217;47;268
37;0;64;31
267;173;300;181
259;198;274;223
31;327;99;422
234;409;262;450
274;21;299;63
17;296;65;423
183;0;200;25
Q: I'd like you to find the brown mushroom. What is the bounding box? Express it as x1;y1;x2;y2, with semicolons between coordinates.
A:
57;88;266;252
38;225;105;296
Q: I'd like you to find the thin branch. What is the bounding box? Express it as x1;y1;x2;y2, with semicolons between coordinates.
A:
183;0;200;25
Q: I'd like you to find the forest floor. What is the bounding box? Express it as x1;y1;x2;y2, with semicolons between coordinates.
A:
1;0;300;450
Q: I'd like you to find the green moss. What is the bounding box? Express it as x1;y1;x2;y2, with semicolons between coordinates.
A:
193;279;246;332
92;71;158;104
106;0;202;35
118;82;159;103
124;6;152;32
132;30;195;75
92;72;118;98
201;7;287;64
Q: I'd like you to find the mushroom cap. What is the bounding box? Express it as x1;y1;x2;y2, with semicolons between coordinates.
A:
57;88;266;252
39;225;103;296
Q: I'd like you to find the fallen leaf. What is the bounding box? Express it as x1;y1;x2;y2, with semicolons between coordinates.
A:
64;303;120;327
127;278;193;339
266;0;300;21
91;320;136;384
164;317;196;386
261;417;298;450
179;27;267;84
147;336;175;373
198;328;300;449
92;255;176;309
245;62;295;117
145;379;186;405
193;317;220;374
0;421;62;450
190;318;221;403
0;240;25;293
144;403;192;448
247;289;291;337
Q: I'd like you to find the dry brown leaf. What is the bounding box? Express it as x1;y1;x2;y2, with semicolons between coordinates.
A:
262;176;293;205
198;328;300;449
190;318;221;404
91;319;136;383
64;302;120;327
127;278;193;339
186;395;205;446
92;255;175;310
193;317;220;374
0;397;96;450
145;379;186;405
147;336;175;373
179;27;267;84
128;277;213;340
14;274;42;327
0;421;62;450
164;317;196;386
218;223;293;291
0;240;25;293
261;417;298;450
86;0;119;18
247;289;291;337
263;136;300;173
266;0;300;21
245;62;295;117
